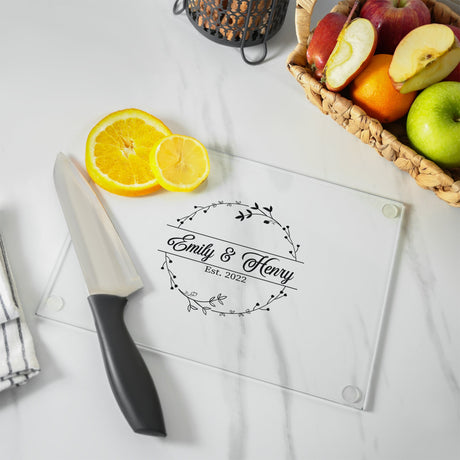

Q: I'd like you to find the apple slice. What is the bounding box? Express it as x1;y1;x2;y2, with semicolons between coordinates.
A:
445;25;460;82
306;12;348;79
324;18;377;92
389;23;460;94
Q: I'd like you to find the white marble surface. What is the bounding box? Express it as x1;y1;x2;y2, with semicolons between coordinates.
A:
1;0;460;459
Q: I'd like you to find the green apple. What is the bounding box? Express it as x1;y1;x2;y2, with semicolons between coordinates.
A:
406;81;460;168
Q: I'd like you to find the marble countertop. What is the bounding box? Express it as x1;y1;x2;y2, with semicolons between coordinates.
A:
1;0;460;459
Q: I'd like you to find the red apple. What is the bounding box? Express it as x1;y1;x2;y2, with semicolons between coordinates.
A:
360;0;431;54
445;25;460;82
306;12;347;79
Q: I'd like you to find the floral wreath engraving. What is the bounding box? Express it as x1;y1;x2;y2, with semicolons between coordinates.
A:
161;253;287;317
176;200;300;261
162;201;300;317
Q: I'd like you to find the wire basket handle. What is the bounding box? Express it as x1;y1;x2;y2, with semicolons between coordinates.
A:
240;0;279;65
173;0;185;15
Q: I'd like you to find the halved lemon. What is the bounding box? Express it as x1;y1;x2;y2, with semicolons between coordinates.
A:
86;108;172;196
149;135;210;192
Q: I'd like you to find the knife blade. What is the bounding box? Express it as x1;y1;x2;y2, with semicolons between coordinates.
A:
53;153;166;437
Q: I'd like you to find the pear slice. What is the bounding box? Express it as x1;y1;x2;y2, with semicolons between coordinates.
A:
324;18;377;92
389;24;460;94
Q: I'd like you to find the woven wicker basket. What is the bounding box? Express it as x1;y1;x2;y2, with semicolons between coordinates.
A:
287;0;460;207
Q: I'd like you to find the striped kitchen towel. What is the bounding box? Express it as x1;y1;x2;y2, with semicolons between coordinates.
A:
0;234;40;391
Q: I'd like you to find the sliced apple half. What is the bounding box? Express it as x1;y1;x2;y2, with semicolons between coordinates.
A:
324;18;377;92
389;24;460;94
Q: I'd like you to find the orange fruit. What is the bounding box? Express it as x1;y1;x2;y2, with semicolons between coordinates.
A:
86;108;172;196
149;135;210;192
349;54;417;124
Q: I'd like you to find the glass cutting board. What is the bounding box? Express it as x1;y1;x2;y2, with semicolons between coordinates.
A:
37;150;404;410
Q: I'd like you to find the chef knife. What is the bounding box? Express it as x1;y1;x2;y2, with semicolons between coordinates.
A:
53;153;166;437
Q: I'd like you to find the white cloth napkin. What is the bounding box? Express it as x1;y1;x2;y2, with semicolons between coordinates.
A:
0;235;40;391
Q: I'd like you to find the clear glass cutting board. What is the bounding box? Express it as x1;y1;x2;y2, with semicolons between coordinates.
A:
37;151;404;410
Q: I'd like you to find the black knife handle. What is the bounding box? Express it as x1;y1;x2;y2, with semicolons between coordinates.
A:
88;294;166;437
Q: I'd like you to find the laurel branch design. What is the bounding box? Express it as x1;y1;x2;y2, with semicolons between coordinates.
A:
161;253;287;317
163;200;298;317
176;200;300;261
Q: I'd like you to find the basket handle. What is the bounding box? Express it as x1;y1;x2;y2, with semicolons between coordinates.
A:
295;0;317;47
173;0;185;15
286;0;317;68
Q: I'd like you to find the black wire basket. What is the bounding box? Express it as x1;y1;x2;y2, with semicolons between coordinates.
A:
173;0;290;64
